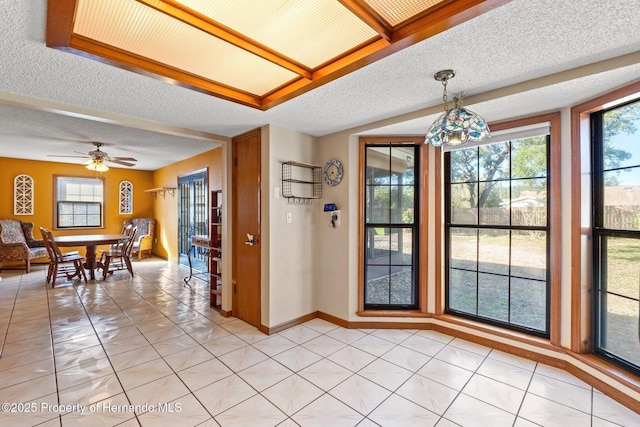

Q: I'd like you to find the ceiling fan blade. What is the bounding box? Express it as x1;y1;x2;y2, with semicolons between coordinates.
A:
47;154;90;159
111;156;137;161
106;158;136;167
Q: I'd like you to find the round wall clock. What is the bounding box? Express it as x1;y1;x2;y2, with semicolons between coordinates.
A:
324;159;343;186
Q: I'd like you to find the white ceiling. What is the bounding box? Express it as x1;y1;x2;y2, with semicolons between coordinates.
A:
1;0;640;170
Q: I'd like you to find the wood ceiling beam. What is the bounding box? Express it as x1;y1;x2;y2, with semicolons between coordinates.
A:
392;0;512;45
338;0;392;41
135;0;312;79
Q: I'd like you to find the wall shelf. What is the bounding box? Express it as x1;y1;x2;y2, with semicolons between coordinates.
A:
281;161;322;203
144;186;176;199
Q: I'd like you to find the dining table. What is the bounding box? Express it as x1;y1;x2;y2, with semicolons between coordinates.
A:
55;233;129;280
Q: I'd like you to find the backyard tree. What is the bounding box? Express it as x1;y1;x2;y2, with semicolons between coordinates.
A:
449;103;640;209
603;103;640;184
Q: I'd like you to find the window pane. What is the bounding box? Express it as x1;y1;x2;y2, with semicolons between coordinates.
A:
389;227;413;265
603;102;640;170
369;186;390;223
478;273;508;322
478;229;509;275
397;186;415;224
604;237;640;300
450;227;476;270
449;268;476;315
511;180;547;227
450;148;477;183
479;142;509;181
451;183;478;224
510;277;547;331
390;266;413;305
511;230;546;280
391;146;415;185
603;167;640;230
511;136;547;179
366;266;390;304
366;146;390;184
366;227;389;265
598;293;640;367
479;181;509;225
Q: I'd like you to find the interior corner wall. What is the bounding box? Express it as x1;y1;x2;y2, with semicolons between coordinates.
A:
265;125;317;327
313;132;355;320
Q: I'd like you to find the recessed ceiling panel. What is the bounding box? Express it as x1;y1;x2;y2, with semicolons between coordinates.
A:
48;0;510;108
364;0;446;26
74;0;298;95
176;0;379;68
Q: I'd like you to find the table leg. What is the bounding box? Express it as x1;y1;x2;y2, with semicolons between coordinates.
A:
84;244;98;280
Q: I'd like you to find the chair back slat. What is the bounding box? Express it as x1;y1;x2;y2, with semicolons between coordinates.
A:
124;227;138;256
39;227;55;260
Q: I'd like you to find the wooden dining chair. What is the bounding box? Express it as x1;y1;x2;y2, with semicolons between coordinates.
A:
39;227;87;287
100;227;138;279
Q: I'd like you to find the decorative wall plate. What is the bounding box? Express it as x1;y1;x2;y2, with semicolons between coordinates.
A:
324;159;343;186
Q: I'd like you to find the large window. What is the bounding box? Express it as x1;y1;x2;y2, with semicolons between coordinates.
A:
445;134;550;336
592;98;640;375
55;176;104;228
364;144;419;310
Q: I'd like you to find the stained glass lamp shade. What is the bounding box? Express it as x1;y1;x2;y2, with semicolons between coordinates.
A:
424;70;490;147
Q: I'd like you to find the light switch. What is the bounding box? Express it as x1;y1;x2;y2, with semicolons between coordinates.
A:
286;212;292;223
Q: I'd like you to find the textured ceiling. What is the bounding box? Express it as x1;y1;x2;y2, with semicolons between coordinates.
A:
1;0;640;170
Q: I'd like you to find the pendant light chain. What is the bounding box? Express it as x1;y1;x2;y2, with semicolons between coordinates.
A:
441;77;449;113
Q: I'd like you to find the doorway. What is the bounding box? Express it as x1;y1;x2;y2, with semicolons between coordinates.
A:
178;169;208;271
232;129;261;327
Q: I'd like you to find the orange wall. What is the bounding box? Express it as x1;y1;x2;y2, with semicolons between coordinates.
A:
150;147;223;260
0;156;154;256
0;147;222;262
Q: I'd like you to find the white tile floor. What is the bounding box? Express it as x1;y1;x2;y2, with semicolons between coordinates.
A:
0;259;639;426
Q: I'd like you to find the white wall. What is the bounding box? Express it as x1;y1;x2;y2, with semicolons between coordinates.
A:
264;125;318;327
312;132;356;320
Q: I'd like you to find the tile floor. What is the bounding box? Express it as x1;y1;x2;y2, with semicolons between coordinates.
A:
0;259;639;427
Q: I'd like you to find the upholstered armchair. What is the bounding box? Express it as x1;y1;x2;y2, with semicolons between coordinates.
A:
0;219;48;272
123;217;155;260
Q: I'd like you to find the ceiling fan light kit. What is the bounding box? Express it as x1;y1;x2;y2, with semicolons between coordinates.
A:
85;159;109;172
424;70;490;147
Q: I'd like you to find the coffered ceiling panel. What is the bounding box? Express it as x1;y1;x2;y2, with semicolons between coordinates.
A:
363;0;445;26
48;0;508;109
74;0;298;95
176;0;379;68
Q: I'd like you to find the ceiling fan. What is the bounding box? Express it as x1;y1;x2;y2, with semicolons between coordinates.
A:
48;142;137;167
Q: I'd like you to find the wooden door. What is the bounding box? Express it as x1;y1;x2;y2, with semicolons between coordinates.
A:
232;129;261;327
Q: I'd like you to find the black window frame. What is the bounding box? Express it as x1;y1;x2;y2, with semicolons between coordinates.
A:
363;143;420;310
591;98;640;376
444;136;551;338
